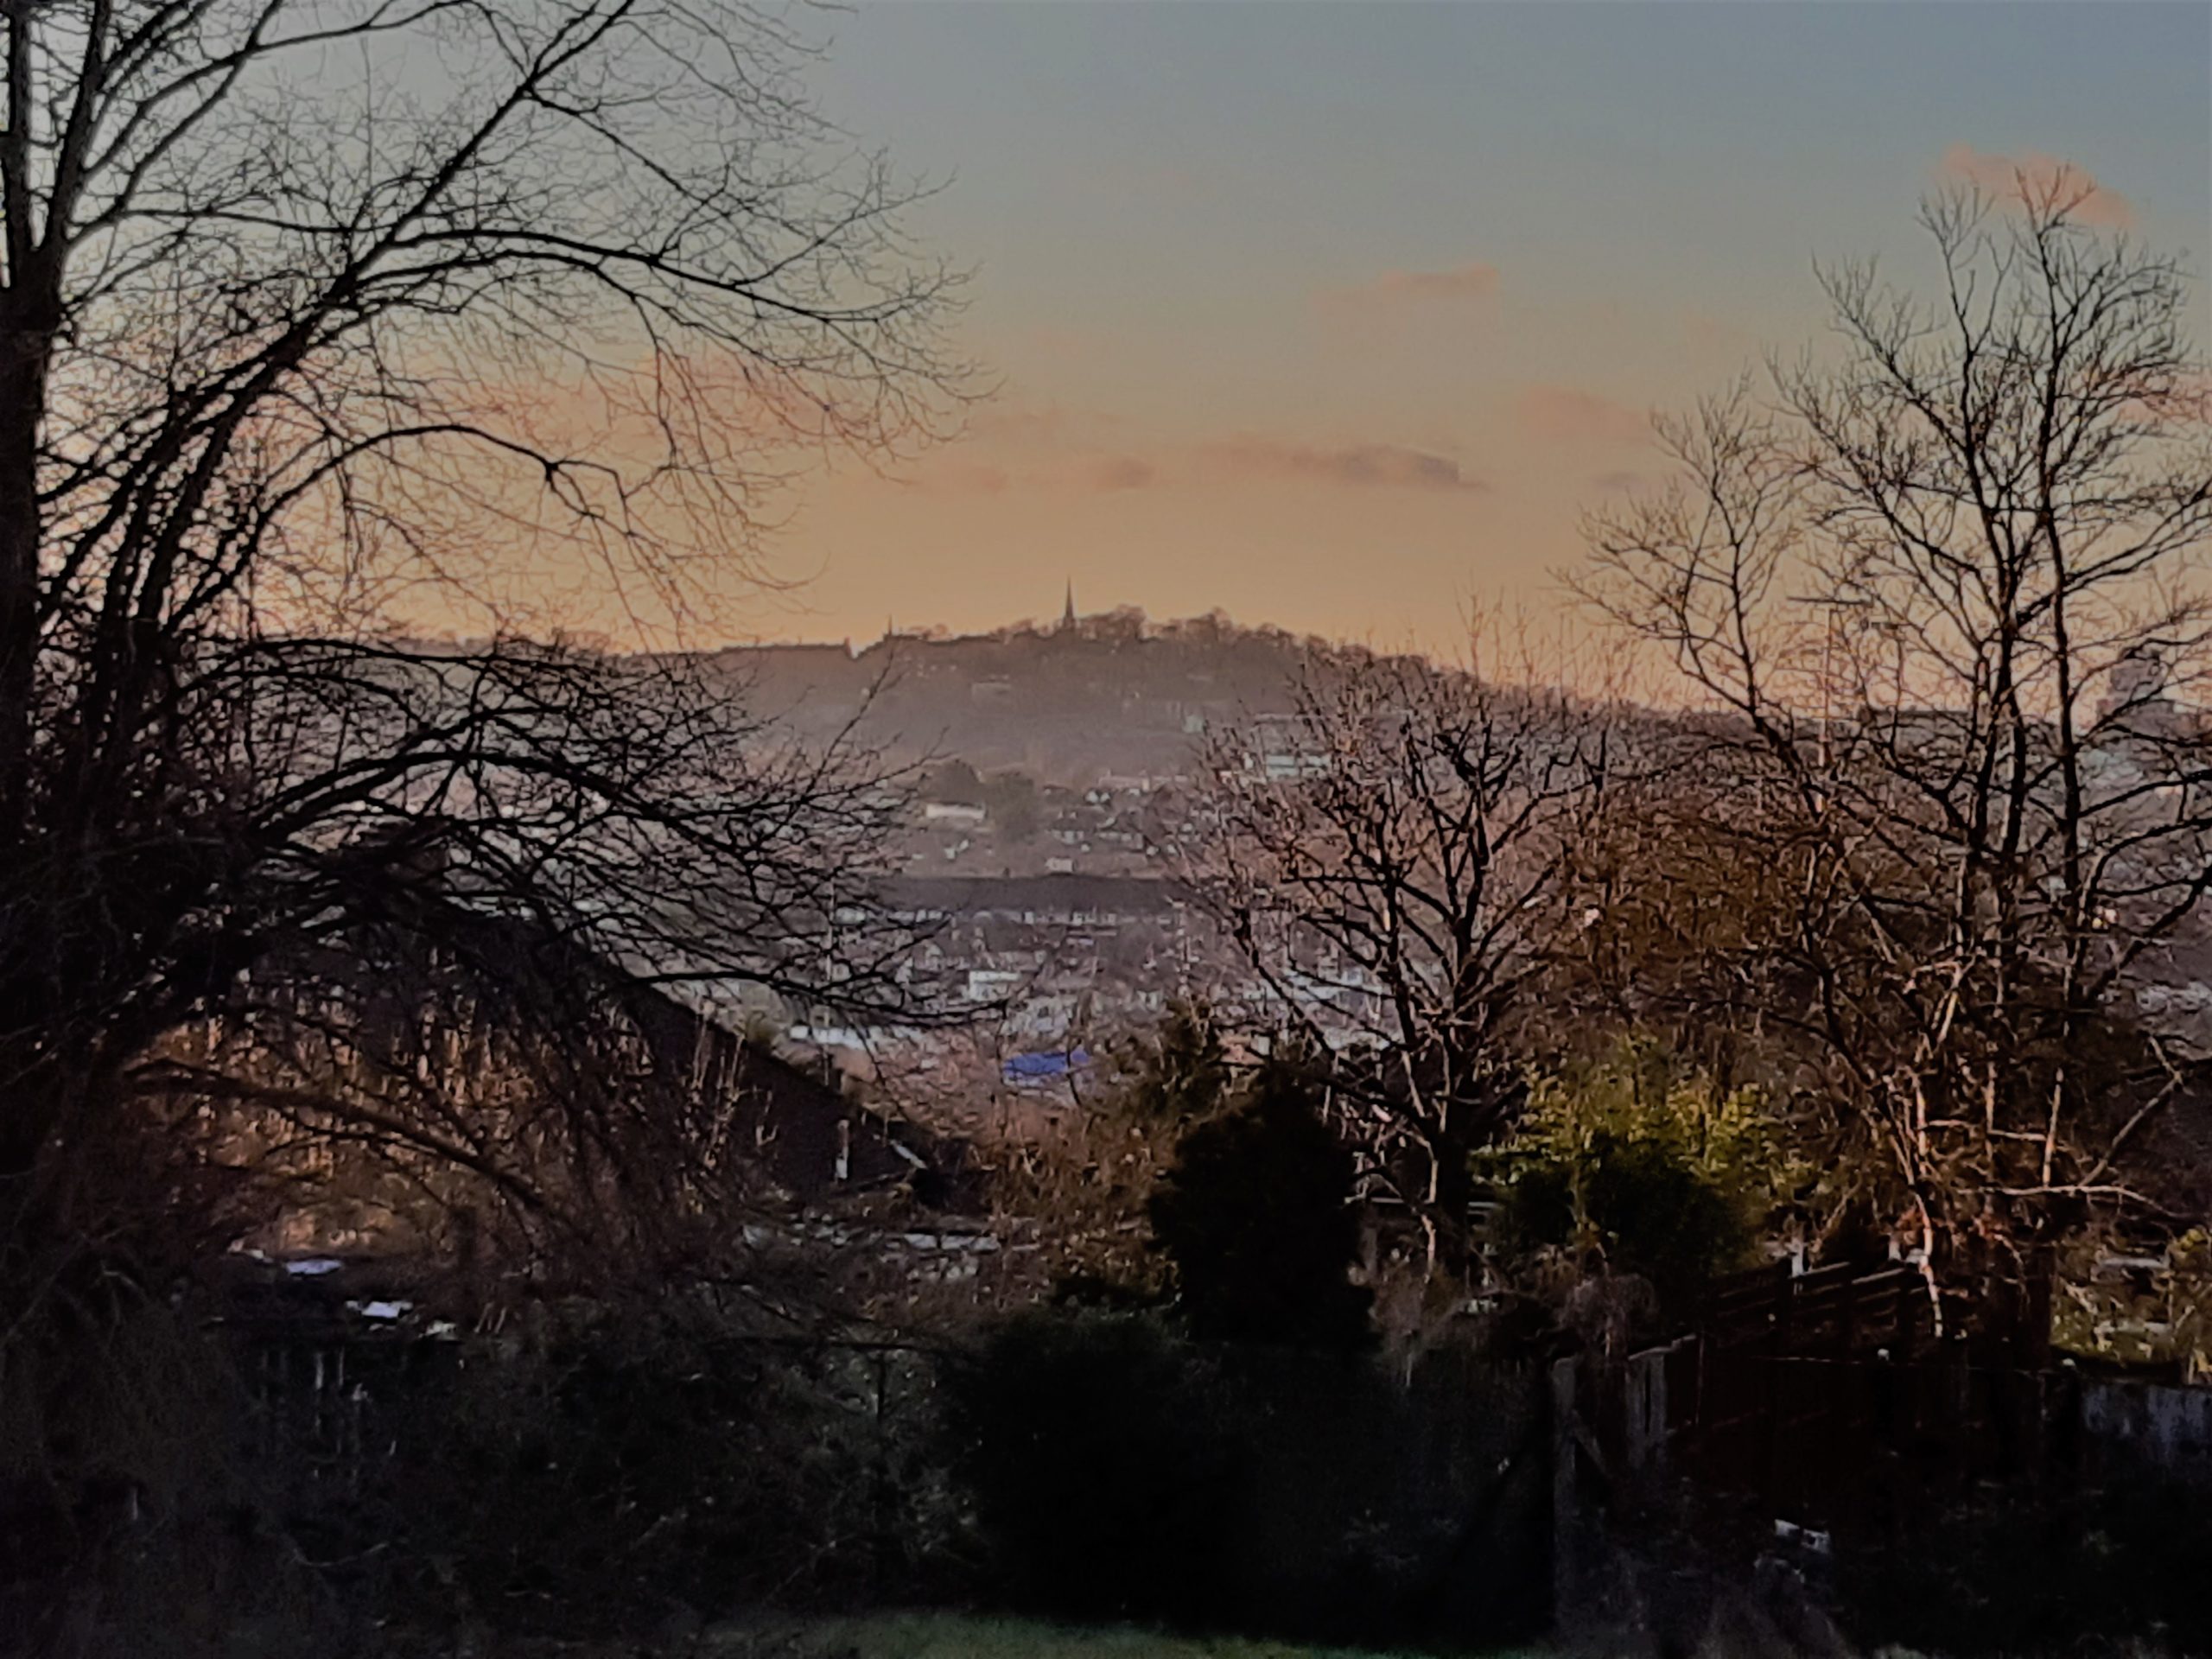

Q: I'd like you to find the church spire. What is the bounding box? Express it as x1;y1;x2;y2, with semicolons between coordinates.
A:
1061;579;1077;632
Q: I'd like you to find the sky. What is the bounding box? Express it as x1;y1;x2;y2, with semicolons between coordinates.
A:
725;0;2212;652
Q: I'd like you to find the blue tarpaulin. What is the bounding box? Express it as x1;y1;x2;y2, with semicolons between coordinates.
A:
1002;1047;1091;1083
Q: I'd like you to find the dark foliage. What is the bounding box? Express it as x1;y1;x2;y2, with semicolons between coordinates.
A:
938;1309;1553;1648
1147;1058;1373;1348
923;760;988;805
1118;1001;1233;1127
0;6;964;1602
937;1311;1245;1624
371;1317;955;1636
1046;1270;1167;1313
1836;1476;2212;1656
1501;1129;1749;1309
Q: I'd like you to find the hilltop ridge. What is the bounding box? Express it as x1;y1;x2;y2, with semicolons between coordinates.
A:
700;609;1375;783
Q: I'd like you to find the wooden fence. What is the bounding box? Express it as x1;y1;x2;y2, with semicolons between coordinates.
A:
231;1318;1554;1644
1583;1260;2101;1538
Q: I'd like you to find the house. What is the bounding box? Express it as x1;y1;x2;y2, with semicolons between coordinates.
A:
657;999;982;1211
167;872;988;1302
965;968;1024;1003
878;874;1188;929
921;801;988;829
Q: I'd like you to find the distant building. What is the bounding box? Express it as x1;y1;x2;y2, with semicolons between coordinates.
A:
880;874;1187;929
966;968;1024;1002
1240;713;1333;782
922;801;988;828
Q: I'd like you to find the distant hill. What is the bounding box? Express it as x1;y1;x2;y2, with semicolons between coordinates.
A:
696;612;1357;784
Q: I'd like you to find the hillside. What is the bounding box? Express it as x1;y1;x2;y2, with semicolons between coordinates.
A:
700;613;1344;785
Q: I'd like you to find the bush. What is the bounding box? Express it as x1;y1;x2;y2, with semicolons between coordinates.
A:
1836;1477;2212;1656
938;1311;1245;1625
370;1309;951;1636
1503;1129;1747;1306
1488;1039;1795;1308
1147;1057;1372;1349
0;1294;364;1659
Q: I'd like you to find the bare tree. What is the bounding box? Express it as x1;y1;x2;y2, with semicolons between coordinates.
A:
1581;181;2212;1336
0;0;967;1325
1186;639;1613;1269
127;650;938;1283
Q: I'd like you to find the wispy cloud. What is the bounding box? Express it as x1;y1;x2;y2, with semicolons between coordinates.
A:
967;401;1127;447
909;432;1483;498
1516;385;1650;447
1936;143;2135;230
1318;262;1501;314
913;454;1150;497
1084;455;1158;493
914;402;1153;495
1198;436;1484;493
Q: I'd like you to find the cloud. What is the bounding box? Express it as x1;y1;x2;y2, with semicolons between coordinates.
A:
1591;470;1649;494
908;450;1154;497
1198;436;1484;493
1516;385;1650;447
1084;455;1157;493
1936;144;2135;230
2171;373;2212;423
968;401;1126;447
907;432;1483;498
1318;262;1501;313
910;401;1152;496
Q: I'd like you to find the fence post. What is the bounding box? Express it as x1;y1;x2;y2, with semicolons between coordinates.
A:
872;1348;893;1602
1763;1266;1791;1511
1622;1344;1671;1479
1549;1355;1581;1630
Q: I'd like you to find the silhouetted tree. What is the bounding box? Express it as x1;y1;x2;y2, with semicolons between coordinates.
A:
0;0;968;1557
989;1001;1233;1304
1582;181;2212;1333
1148;1052;1373;1348
1189;635;1615;1271
982;771;1040;843
941;1310;1243;1624
1123;999;1233;1125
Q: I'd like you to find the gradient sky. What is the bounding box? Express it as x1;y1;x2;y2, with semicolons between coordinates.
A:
727;1;2212;652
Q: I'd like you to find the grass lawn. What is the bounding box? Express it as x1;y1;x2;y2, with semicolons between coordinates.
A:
712;1610;1543;1659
